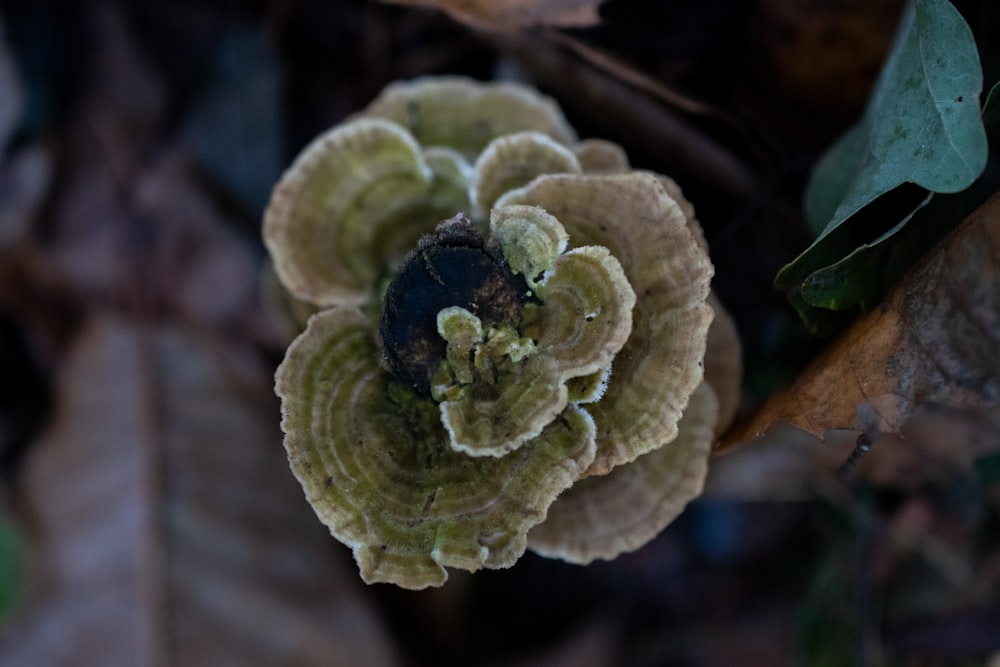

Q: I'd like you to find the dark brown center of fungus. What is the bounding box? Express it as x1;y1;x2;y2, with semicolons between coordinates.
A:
379;213;530;395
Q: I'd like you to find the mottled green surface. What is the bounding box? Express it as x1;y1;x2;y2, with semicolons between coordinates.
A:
434;307;567;457
276;307;596;588
360;76;577;158
267;79;719;586
434;208;635;458
499;174;714;475
531;246;635;375
264;118;473;309
491;205;567;289
565;366;612;404
264;119;431;305
472;133;581;214
529;383;717;563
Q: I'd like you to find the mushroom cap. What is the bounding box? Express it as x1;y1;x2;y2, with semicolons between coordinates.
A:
264;76;735;586
359;76;577;158
573;139;631;173
435;205;636;458
644;174;741;438
497;173;714;475
490;204;568;288
263;79;586;313
276;306;597;589
704;293;743;437
263;118;472;308
472;132;581;216
527;382;718;563
259;263;319;343
529;244;636;376
438;350;569;458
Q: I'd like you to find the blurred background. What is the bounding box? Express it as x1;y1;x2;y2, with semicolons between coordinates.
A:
1;0;999;664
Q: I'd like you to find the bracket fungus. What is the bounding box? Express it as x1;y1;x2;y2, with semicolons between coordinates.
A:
264;76;740;589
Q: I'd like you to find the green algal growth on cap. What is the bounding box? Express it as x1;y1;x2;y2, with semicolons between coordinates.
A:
264;76;740;588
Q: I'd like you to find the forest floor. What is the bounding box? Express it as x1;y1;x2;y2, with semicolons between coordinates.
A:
1;1;999;665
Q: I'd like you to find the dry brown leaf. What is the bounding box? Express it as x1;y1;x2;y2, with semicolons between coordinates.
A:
47;4;165;303
724;192;1000;447
0;145;83;356
44;4;269;342
0;315;399;666
136;150;261;333
381;0;601;30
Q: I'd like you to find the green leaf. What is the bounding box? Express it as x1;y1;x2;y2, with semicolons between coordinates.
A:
778;0;987;331
806;0;986;232
800;192;933;310
0;517;24;619
974;451;1000;486
803;124;867;237
984;80;1000;130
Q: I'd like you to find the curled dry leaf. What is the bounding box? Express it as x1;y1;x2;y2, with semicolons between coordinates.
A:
725;192;1000;447
380;0;602;31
